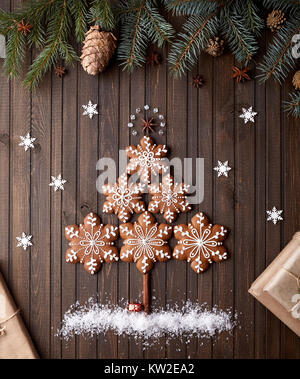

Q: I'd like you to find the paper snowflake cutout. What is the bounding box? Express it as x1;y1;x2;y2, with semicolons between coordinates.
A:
49;174;67;191
19;133;36;151
16;232;33;250
82;100;98;119
102;174;145;223
148;174;191;223
239;106;257;124
65;213;119;275
266;207;283;225
173;212;229;274
214;161;231;177
120;211;172;274
126;136;169;184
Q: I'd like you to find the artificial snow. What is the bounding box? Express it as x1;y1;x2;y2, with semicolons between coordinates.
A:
57;299;237;345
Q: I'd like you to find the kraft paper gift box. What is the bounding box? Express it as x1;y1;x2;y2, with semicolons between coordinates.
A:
0;270;39;359
249;232;300;337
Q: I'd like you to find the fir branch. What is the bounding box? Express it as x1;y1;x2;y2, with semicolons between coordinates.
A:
89;0;116;31
3;27;26;77
118;1;148;71
284;90;300;117
257;11;300;83
221;3;259;64
244;0;265;36
165;0;220;16
23;0;70;88
169;9;220;76
263;0;300;12
143;1;175;46
68;0;88;42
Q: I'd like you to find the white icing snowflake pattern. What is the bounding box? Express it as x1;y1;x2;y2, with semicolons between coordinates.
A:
49;174;67;191
266;207;283;225
16;232;33;250
102;174;145;223
149;174;191;223
65;213;119;275
214;161;231;177
120;212;172;274
173;212;229;274
239;106;257;124
126;136;168;184
82;100;98;119
19;133;36;151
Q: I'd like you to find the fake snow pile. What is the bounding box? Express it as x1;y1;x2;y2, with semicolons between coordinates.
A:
58;299;237;343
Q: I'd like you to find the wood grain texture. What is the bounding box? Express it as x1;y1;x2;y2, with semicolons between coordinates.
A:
0;16;299;358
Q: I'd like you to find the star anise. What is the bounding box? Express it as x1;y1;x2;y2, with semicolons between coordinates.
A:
17;19;32;36
232;66;251;83
192;74;204;88
140;118;158;136
55;66;66;78
146;52;162;66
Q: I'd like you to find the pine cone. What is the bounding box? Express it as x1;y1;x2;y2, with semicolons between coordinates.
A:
267;10;286;32
81;25;117;75
206;37;224;57
292;71;300;90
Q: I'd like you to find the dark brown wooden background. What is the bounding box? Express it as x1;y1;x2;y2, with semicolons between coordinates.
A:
1;0;300;359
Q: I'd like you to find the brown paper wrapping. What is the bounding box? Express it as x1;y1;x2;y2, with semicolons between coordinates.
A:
249;232;300;337
0;271;39;359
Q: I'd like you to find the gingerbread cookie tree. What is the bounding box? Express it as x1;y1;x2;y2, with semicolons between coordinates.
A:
173;212;229;274
120;211;172;313
65;213;119;275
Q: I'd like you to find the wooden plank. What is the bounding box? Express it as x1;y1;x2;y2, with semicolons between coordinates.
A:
254;35;267;359
97;64;119;359
61;60;78;359
30;73;51;358
265;71;282;360
144;48;167;359
117;68;130;359
50;70;63;358
212;53;235;359
77;67;99;359
233;62;255;358
0;0;11;280
166;73;188;359
281;76;300;359
189;56;214;359
9;0;32;353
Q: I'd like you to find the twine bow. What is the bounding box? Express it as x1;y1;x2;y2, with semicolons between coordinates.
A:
283;268;300;319
0;309;20;336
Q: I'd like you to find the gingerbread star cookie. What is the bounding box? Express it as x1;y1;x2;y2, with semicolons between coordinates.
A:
65;212;119;275
102;174;145;223
120;211;172;274
126;136;168;184
148;174;191;223
173;212;229;274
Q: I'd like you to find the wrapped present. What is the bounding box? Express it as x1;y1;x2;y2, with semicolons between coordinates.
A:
249;232;300;337
0;270;39;359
